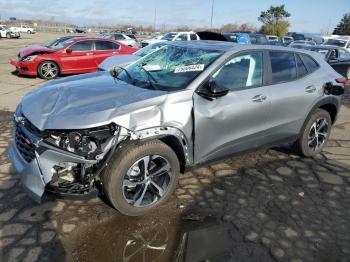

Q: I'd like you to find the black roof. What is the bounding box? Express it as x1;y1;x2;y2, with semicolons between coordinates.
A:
167;40;236;51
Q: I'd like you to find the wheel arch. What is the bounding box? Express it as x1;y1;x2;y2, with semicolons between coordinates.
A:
121;126;193;172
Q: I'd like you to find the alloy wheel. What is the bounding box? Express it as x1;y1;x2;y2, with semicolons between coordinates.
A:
308;117;329;151
40;62;58;79
123;155;172;207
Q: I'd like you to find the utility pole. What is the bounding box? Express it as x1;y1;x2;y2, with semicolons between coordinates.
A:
210;0;214;28
154;7;157;32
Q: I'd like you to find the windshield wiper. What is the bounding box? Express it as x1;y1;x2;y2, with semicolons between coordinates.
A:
138;63;158;90
111;66;134;83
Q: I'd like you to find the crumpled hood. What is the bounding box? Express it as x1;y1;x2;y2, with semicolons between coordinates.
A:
21;72;167;130
19;45;55;58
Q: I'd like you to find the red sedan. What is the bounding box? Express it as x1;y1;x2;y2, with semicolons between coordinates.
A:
10;37;139;79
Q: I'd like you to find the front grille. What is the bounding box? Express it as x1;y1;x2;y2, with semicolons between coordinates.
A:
15;125;36;163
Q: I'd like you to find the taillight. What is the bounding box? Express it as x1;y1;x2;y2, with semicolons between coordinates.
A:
336;77;347;87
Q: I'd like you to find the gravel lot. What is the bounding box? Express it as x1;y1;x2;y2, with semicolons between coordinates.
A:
0;33;350;262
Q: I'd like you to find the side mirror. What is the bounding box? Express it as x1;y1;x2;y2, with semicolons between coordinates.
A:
197;79;229;100
66;48;72;54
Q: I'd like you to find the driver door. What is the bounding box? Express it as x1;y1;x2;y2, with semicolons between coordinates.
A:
193;51;271;164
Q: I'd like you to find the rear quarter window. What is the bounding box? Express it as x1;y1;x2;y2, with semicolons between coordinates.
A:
269;51;297;84
301;55;319;73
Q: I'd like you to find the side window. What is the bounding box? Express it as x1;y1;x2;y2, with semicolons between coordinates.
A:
270;51;296;83
176;34;188;41
190;34;197;40
95;41;119;50
301;55;319;73
70;41;93;51
296;54;308;78
212;52;263;91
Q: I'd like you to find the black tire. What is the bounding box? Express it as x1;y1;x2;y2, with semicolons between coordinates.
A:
37;61;59;79
102;140;180;216
294;109;332;157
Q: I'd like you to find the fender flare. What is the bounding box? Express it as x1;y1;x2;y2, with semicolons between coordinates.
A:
128;126;193;166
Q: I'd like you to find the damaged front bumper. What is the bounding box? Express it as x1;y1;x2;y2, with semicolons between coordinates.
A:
8;117;113;203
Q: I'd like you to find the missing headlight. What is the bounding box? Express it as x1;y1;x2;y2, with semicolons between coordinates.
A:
44;123;118;160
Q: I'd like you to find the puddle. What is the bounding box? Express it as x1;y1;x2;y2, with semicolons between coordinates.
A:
66;202;273;262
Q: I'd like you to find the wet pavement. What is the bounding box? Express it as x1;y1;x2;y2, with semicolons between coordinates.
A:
0;89;350;262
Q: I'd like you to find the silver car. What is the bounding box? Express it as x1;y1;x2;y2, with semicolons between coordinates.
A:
9;41;345;216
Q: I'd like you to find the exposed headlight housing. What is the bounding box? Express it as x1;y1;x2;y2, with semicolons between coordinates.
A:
44;124;119;160
22;55;38;62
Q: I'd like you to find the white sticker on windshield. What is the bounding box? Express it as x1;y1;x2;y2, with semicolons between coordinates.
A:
174;64;205;73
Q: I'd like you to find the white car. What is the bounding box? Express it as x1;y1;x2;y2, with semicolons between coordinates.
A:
101;33;138;47
323;36;350;51
10;25;35;34
266;35;279;43
0;25;20;38
141;31;199;47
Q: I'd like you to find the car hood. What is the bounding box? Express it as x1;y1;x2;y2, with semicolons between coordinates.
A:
21;72;168;130
19;45;55;58
98;54;140;71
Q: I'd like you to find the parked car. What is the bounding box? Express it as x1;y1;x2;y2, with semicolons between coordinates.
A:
290;40;317;46
0;25;20;38
8;41;345;216
296;45;350;79
75;28;87;33
100;32;138;47
10;24;35;34
280;36;294;46
141;31;199;47
322;37;350;51
224;32;269;45
288;32;306;41
98;42;167;71
10;37;138;79
267;35;279;43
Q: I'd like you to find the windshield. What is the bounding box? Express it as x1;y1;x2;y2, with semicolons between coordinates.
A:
161;33;177;41
50;39;75;50
134;42;167;57
44;38;61;48
118;45;222;91
325;39;347;47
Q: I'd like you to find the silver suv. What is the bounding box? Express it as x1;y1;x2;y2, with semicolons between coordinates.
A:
9;41;345;216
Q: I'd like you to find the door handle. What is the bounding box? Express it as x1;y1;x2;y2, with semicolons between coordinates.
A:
305;85;316;93
86;52;94;56
252;94;267;103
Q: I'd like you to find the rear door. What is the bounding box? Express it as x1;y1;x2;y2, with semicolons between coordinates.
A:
193;50;271;163
265;51;322;143
93;40;120;67
60;40;95;73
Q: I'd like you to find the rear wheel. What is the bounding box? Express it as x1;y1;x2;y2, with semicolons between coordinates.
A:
38;61;59;79
6;33;10;39
102;140;180;216
294;109;331;157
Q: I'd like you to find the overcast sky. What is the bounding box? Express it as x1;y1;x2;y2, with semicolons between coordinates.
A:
0;0;348;33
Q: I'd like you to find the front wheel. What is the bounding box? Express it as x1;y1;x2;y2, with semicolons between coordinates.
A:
38;61;59;79
294;109;332;157
102;140;180;216
6;33;10;39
